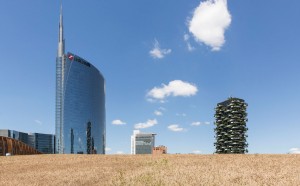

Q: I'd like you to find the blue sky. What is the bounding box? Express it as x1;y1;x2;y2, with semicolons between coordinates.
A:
0;0;300;154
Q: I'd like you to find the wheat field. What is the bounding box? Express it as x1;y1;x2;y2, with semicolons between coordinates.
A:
0;154;299;185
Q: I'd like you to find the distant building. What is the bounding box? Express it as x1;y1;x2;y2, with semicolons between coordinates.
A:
28;133;55;154
0;130;9;137
0;130;28;144
0;129;55;154
214;97;248;154
131;130;156;154
153;145;167;155
0;136;42;156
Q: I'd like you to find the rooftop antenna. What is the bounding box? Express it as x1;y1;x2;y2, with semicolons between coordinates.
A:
57;0;65;57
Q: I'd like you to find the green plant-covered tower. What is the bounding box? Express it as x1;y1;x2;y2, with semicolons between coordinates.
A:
214;97;248;154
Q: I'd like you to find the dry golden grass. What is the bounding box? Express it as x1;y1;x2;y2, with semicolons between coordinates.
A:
0;154;300;185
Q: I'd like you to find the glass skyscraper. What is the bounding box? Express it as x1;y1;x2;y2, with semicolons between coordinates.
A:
55;5;106;154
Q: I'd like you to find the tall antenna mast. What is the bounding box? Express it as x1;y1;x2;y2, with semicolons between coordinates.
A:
58;1;65;57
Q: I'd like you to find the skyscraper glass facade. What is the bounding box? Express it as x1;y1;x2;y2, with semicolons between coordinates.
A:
55;5;105;154
56;53;105;154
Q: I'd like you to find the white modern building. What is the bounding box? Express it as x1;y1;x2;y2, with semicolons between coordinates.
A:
131;130;156;154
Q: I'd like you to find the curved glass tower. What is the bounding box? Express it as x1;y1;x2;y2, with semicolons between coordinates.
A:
55;5;105;154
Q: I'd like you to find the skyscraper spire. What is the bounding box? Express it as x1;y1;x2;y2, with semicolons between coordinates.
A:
58;2;65;57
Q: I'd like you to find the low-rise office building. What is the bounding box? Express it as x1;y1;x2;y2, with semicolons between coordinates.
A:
0;129;55;154
131;130;156;154
28;133;55;154
153;145;167;155
0;130;29;144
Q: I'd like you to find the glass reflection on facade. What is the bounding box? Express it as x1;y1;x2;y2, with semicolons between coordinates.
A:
56;53;106;154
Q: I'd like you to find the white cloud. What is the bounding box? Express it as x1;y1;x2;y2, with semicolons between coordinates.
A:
184;34;195;51
187;43;195;51
289;148;300;154
105;147;112;152
147;99;167;104
189;0;231;51
184;34;190;41
154;110;163;116
159;107;166;111
149;39;171;59
191;121;201;126
135;119;158;129
176;113;187;117
146;98;156;103
34;119;42;125
168;124;184;132
192;150;202;154
112;119;126;125
191;121;210;126
147;80;198;101
116;151;124;154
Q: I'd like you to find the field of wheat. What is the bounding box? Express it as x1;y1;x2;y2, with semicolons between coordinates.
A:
0;154;299;185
